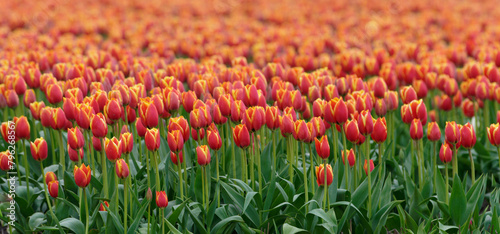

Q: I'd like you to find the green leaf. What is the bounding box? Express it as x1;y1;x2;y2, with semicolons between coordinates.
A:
28;212;46;231
282;223;308;234
127;199;150;234
164;218;182;234
59;217;84;234
211;215;245;234
185;205;208;234
449;175;467;226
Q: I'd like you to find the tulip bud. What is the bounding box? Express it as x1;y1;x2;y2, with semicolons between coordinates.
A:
373;78;387;98
342;149;356;167
344;119;360;143
30;101;46;120
156;191;168;208
413;80;428;99
462;99;475;118
315;135;330;159
409;99;427;124
196;145;211;166
164;88;180;113
170;151;183;165
487;123;500;146
48;181;59;198
145;128;161;151
191;128;205;141
233;124;250;149
73;163;91;188
68;127;85;149
207;129;222;151
243;107;265;132
386;91;399;111
115;159;130;179
23;89;36;108
167;130;184;153
315;164;333;186
357;110;373;135
77;104;94;130
292;120;310;142
439;143;453;164
4;89;18;108
91;113;108;138
218;94;233;117
30;138;48;161
265;106;280;130
400;104;413;124
104;99;123;121
279;114;294;137
374;98;387;117
231;100;246;123
364;159;375;175
0;151;12;171
92;136;102;152
181;91;197;113
427;122;441;141
46;83;63;104
105;137;122;162
445;121;461;145
323;84;339;101
400;86;417;104
460;123;476;149
410;119;423;140
168;117;190;141
13;116;30;140
372;118;387;143
120;132;133;154
310;117;326;138
213;104;228;125
99;201;110;211
45;171;57;185
139;98;159;128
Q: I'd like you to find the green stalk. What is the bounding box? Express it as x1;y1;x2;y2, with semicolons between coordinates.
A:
272;130;277;176
391;111;396;158
433;141;437;193
378;143;382;179
124;177;128;233
101;138;108;198
301;142;308;212
22;140;30;196
215;149;220;206
84;188;89;234
498;147;500;176
221;124;225;173
161;209;164;234
309;144;314;194
354;145;358;187
230;122;236;178
417;140;423;191
323;159;328;211
41;162;64;234
366;137;372;218
59;131;65;178
115;163;119;214
154;151;160;192
177;160;184;199
257;129;263;195
469;149;475;184
445;163;449;205
87;131;95;176
242;149;247;183
332;126;337;163
205;165;209;210
182;147;187;195
250;133;255;190
452;146;458;176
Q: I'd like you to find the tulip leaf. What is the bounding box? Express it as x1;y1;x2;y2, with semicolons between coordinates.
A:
282;223;308;234
449;175;467;226
127;198;150;234
164;218;182;234
59;217;84;234
167;199;188;226
28;212;46;231
211;215;245;234
185;205;208;234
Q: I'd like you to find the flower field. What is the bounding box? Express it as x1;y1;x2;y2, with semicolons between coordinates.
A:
2;0;500;233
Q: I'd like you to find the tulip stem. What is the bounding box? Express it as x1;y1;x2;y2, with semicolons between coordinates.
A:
205;165;209;210
250;133;255;190
59;131;65;179
469;149;475;184
301;142;308;213
101;138;108;198
177;160;184;199
445;163;449;205
391;111;396;159
332;127;337;164
201;166;206;209
221;124;225;173
433;141;437;193
22;139;30;196
230;122;236;179
452;145;458;176
153;150;161;192
124;177;128;234
309;144;314;194
378;143;382;179
84;188;89;234
323;159;328;211
366;137;372;218
41;162;64;234
417;140;423;191
498;147;500;176
215;149;220;206
182;148;187;195
272;130;277;177
87;131;95;181
242;149;247;183
257;129;263;195
287;137;293;183
115;163;119;215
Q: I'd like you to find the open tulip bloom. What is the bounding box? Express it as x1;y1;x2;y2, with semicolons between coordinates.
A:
5;1;500;233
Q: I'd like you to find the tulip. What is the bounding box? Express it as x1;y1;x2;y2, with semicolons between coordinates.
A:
23;89;36;108
145;128;160;151
48;181;59;198
427;122;441;141
242;106;265;132
231;100;246;123
30;138;48;161
233;124;250;148
5;89;19;108
168;117;190;142
461;123;476;182
386;91;399;111
191;128;205;141
190;108;207;129
218;94;233;117
99;201;109;211
357;110;374;135
115;159;130;179
487;123;500;146
74;163;91;188
279;114;294;137
372;118;387;143
373;78;388;98
408;99;428;124
207;129;222;151
315;163;333;186
104;98;123;121
364;159;375;175
315;135;330;159
342;149;356;167
0;151;12;171
344;119;360;143
164;88;180;113
324;98;348;124
105;137;122;162
213;104;228;125
293;120;310;142
497;110;500;123
462;99;475;118
167;130;184;153
139;98;159;128
182;91;197;113
400;86;417;104
68;127;85;149
196;145;211;166
410;119;423;140
30;101;46;120
46;83;63;104
14;116;30;140
440;142;452;204
445;121;461;176
310;117;326;138
156;191;168;208
45;171;57;185
120;132;133;154
374;98;387;117
265;106;280;130
91;113;108;138
170;151;183;165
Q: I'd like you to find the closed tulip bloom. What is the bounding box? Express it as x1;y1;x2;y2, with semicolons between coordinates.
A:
312;99;326;118
91;113;108;138
30;101;46;120
207;130;222;151
310;117;326;138
23;89;36;108
290;90;302;110
386;91;399;111
68;127;85;149
0;151;12;171
462;99;475;118
364;159;375;175
410;119;423;140
357;110;373;135
325;98;348;124
0;123;11;143
427;122;441;141
139;98;159;128
68;144;84;162
265;106;280;130
5;89;19;108
105;137;122;162
243;84;259;107
374;98;387;117
243;106;265;132
30;138;48;161
315;164;333;186
408;99;427;124
104;99;123;121
164;88;180;113
413;80;428;99
191;128;205;141
439;95;452;111
62;97;77;121
293;120;310;142
145;128;161;151
196;145;211;166
487;124;500;146
51;108;68;130
14;116;30;140
315;135;330;159
342;149;356;167
231;100;246;123
46;83;63;104
74;163;91;188
170;151;183;165
213;104;228;125
120;132;133;154
76;104;94;130
167;130;184;153
279;114;294;137
445;121;461;144
181;91;197;113
156;191;169;208
168;116;190;141
48;181;59;198
439;143;453;164
323;84;339;101
45;171;57;185
373;78;388;98
460;123;476;149
115;159;130;179
218;94;233;117
344;119;360;143
400;86;417;104
233;124;250;149
136;118;147;138
99;201;109;211
372;118;387;143
190;108;207;129
92;137;102;152
400;104;413;124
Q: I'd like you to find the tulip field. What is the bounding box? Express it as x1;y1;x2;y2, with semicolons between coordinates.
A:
3;0;500;233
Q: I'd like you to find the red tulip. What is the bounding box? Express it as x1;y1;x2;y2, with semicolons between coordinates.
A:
342;149;356;167
400;86;417;104
77;104;94;129
168;117;190;141
14;116;30;140
120;132;133;154
30;138;48;161
460;123;476;149
207;129;222;151
196;145;211;166
427;122;441;141
145;128;161;151
233;124;250;149
74;163;91;188
0;151;12;171
487;123;500;146
167;130;184;153
30;101;46;120
357;110;373;135
68;145;84;162
373;78;387;98
315;164;333;186
48;181;59;198
99;201;110;211
23;89;36;108
374;98;387;117
386;91;399;111
410;119;423;140
231;100;246;123
181;91;197;113
439;143;453;164
372;118;387;143
265;106;280;130
5;89;19;108
325;98;348;124
164;88;180;113
213;104;228;125
51;108;68;130
279;114;294;137
46;83;63;104
244;84;259;107
190;108;207;129
115;159;130;179
104;98;123;121
91;113;108;138
45;171;57;185
68;127;85;149
139;98;159;128
293;120;310;142
445;121;461;145
156;191;168;208
105;137;122;162
408;99;427;124
92;136;102;152
462;99;475;118
243;106;265;132
315;135;330;159
364;159;375;175
218;94;233;117
401;104;413;124
344;119;360;143
191;128;205;141
170;151;183;165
